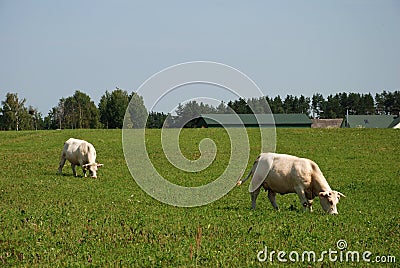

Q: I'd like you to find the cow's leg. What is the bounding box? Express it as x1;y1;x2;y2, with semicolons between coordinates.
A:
71;164;77;177
82;167;87;178
305;190;314;212
295;187;309;212
308;200;314;212
251;187;261;209
58;155;66;174
267;190;279;210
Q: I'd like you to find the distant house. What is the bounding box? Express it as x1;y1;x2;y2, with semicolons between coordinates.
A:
388;116;400;128
342;115;400;128
312;119;343;128
197;114;312;128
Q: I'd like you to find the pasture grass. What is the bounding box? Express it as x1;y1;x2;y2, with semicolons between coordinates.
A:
0;128;398;267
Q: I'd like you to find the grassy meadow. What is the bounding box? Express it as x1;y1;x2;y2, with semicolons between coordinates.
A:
0;128;399;267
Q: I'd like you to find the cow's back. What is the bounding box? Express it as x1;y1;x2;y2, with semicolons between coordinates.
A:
62;138;96;165
260;153;314;194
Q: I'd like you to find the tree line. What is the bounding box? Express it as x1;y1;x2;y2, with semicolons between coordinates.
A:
0;90;399;130
167;91;399;127
0;89;147;131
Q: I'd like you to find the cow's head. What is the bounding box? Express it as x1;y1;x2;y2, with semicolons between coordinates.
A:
319;190;345;215
82;163;104;178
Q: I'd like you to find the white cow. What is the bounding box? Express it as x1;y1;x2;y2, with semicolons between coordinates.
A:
237;153;345;214
58;138;103;178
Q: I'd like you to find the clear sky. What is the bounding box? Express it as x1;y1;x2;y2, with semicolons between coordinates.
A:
1;0;399;114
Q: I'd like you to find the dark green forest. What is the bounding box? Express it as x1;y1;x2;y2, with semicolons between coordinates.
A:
0;89;399;130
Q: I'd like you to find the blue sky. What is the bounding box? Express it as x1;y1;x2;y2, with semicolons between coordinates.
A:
1;1;399;114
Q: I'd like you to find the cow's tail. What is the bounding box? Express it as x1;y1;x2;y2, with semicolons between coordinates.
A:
236;155;260;186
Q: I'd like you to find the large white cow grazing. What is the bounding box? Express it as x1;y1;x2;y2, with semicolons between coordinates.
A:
58;138;103;178
237;153;345;214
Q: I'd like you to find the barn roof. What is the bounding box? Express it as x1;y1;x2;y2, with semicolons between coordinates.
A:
388;116;400;128
199;114;312;127
273;114;312;125
343;115;397;128
312;119;343;128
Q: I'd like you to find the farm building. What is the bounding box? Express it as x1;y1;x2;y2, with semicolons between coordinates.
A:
311;119;343;128
196;114;312;128
388;116;400;128
342;115;400;128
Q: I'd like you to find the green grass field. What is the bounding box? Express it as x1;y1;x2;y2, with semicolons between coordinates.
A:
0;128;398;267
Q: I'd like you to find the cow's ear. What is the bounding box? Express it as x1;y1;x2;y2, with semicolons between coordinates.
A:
337;192;346;198
97;163;103;167
82;164;89;169
319;191;329;198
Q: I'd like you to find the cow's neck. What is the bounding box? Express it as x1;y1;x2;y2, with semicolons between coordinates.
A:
313;177;332;196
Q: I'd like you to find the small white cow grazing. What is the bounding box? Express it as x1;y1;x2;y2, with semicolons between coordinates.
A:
58;138;103;178
237;153;345;214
